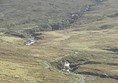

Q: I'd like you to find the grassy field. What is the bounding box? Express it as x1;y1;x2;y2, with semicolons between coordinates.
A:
0;28;118;83
0;0;118;83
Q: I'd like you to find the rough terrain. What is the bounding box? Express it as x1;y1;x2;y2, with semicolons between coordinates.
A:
0;0;118;83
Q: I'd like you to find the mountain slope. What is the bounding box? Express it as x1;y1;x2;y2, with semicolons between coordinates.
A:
0;0;118;83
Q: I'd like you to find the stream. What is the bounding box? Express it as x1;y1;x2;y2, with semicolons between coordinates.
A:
35;0;107;82
25;0;106;46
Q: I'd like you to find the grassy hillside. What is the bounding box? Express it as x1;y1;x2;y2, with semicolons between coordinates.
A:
0;0;92;32
74;0;118;30
0;0;118;83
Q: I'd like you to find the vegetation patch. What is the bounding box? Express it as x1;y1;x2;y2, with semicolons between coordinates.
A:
51;51;118;81
0;60;40;83
0;33;22;42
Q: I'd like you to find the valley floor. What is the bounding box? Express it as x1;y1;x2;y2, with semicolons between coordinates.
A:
0;0;118;83
0;28;118;83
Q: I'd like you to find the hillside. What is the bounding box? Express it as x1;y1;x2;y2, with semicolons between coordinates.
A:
0;0;91;32
0;0;118;83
